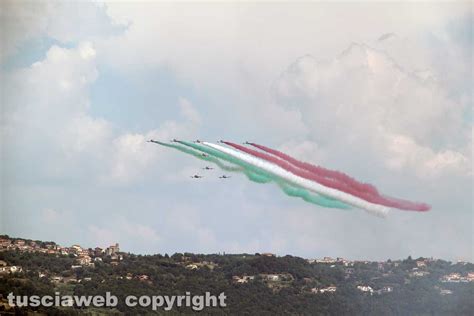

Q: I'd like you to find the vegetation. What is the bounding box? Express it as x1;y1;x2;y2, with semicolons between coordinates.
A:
0;241;473;315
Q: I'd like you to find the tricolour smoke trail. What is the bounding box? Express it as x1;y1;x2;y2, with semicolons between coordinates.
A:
233;142;430;212
152;140;274;184
150;140;242;172
248;142;379;196
204;141;389;217
176;141;350;209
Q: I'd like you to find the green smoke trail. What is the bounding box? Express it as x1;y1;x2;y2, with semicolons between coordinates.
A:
177;141;350;209
278;183;350;209
245;171;272;183
177;141;268;176
152;140;269;183
151;141;241;172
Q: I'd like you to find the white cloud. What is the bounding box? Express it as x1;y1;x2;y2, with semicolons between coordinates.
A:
383;133;471;178
2;38;203;186
272;43;471;179
1;1;119;63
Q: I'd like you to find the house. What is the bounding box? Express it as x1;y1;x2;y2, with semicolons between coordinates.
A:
467;272;474;281
8;266;22;273
312;286;337;294
0;238;11;247
64;277;78;284
321;286;337;293
410;271;430;277
232;275;255;284
357;285;374;294
106;243;120;256
441;273;461;282
382;286;393;293
14;240;25;246
137;274;149;281
77;255;92;266
375;286;393;294
78;250;89;257
185;264;199;270
440;289;453;295
94;247;104;257
261;274;280;282
316;257;337;264
416;260;427;268
70;245;83;254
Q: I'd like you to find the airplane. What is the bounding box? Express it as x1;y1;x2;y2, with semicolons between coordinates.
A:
202;166;214;170
219;175;231;179
190;175;203;179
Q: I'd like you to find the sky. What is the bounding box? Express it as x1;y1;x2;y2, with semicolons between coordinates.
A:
1;1;472;261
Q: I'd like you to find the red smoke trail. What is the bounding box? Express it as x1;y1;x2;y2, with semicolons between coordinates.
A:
249;142;380;197
224;141;430;212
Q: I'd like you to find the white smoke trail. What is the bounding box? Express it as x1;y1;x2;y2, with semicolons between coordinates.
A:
203;142;390;217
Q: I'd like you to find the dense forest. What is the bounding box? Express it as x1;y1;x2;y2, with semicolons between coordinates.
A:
0;236;472;315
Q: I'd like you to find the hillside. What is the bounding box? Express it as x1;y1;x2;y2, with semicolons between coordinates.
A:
0;235;472;315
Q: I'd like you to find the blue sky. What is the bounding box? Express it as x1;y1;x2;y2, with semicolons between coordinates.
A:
1;1;472;261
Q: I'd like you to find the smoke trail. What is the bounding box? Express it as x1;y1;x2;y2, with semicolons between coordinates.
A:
245;171;271;183
152;140;273;184
204;141;389;217
150;140;241;172
249;142;379;196
278;183;349;209
176;141;349;209
238;142;430;212
176;141;269;177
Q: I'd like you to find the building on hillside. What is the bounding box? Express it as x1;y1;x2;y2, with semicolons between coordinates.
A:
0;238;11;247
94;247;104;257
467;272;474;281
232;275;255;284
106;243;120;256
440;289;453;295
137;275;149;281
357;285;374;295
71;245;83;253
77;256;92;266
416;260;427;268
312;286;337;294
